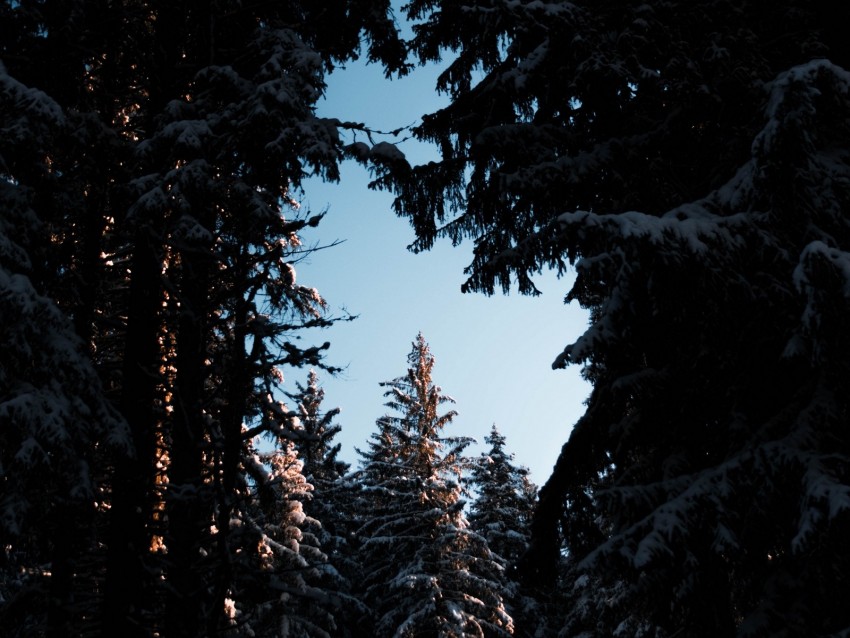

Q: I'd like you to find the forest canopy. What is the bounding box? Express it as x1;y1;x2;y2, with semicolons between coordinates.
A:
2;1;850;637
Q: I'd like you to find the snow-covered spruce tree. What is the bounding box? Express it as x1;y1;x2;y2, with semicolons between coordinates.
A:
288;370;351;552
287;370;365;633
354;334;513;637
1;2;407;636
468;425;537;569
0;62;130;637
376;2;850;635
226;433;345;638
467;426;541;637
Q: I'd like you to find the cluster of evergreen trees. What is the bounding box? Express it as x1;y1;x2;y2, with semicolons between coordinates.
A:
3;0;850;636
211;335;537;638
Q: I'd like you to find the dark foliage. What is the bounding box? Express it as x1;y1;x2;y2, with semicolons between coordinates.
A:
0;1;405;636
377;1;850;635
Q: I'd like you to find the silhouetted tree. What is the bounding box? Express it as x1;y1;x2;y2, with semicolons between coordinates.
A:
380;2;850;634
0;55;130;638
0;1;406;635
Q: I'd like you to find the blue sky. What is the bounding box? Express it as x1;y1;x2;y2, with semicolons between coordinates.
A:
295;47;590;485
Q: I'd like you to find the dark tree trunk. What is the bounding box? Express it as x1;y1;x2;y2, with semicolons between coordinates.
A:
207;293;251;636
103;230;162;637
165;237;214;637
46;504;74;638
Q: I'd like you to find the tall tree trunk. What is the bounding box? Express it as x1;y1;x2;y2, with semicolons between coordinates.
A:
46;504;74;638
103;229;162;637
165;238;214;637
208;292;251;636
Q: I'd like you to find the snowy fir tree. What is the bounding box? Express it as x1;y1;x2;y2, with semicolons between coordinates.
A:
227;434;345;638
468;426;542;638
468;425;537;569
7;0;850;635
0;2;405;635
287;370;365;632
354;334;513;637
0;58;131;636
288;370;351;550
374;1;850;635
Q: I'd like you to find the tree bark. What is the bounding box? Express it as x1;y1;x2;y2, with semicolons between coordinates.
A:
103;229;161;637
164;233;214;637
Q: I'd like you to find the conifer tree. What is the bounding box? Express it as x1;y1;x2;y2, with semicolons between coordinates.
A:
288;370;365;634
468;426;540;638
289;370;350;546
379;1;850;634
228;436;342;638
355;334;513;637
0;59;130;637
468;425;537;568
0;1;407;635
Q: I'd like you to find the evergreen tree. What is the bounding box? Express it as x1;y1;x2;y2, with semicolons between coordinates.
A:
378;2;850;635
228;436;343;638
468;426;540;638
355;334;513;637
468;425;537;569
0;59;130;637
289;370;350;547
0;2;407;635
288;370;365;634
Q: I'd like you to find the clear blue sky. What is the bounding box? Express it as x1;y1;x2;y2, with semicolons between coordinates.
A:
295;44;590;485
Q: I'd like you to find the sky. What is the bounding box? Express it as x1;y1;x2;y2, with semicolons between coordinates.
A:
294;44;591;485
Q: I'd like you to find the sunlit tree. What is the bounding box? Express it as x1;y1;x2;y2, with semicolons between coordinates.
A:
227;434;346;638
355;334;513;637
289;370;350;551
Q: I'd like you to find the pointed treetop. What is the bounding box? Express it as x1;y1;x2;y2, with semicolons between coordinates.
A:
410;331;430;363
486;423;508;450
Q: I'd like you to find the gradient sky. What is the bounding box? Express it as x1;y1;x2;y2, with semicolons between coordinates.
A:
295;47;591;486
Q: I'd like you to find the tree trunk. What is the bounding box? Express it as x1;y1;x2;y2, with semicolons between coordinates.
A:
103;229;161;637
165;237;214;637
